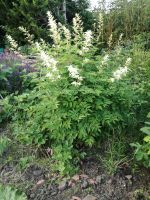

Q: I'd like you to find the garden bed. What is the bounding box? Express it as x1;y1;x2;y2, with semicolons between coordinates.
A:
0;127;149;200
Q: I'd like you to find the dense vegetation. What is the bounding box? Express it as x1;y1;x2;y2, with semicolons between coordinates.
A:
0;0;150;198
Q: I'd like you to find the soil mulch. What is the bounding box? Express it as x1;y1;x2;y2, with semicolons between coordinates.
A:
0;157;150;200
0;127;150;200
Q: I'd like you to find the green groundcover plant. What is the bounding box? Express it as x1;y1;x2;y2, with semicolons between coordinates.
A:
3;12;150;174
131;112;150;168
0;136;10;156
0;184;27;200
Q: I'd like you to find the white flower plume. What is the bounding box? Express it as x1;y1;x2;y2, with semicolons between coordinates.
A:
6;35;18;50
108;33;113;48
19;26;34;44
97;13;103;41
47;11;61;45
82;30;93;52
62;25;71;45
73;14;83;43
102;54;109;65
67;65;83;86
111;57;132;81
35;42;58;72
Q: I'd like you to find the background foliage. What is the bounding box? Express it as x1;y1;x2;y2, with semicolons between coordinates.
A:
0;0;150;47
0;0;93;46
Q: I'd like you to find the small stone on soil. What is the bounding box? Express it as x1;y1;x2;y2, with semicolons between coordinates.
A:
80;174;89;179
36;179;45;186
72;196;81;200
33;170;42;176
30;193;35;198
125;175;132;180
96;174;106;184
58;179;68;191
81;180;88;189
68;180;76;187
96;174;105;184
83;194;97;200
107;179;112;184
88;178;96;185
72;174;80;181
51;191;58;196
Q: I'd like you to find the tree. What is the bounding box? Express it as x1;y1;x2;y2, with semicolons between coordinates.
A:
0;0;94;45
0;0;50;44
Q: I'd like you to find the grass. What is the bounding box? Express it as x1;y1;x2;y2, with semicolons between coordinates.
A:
99;134;129;174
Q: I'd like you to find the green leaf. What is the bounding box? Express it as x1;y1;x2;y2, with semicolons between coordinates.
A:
140;127;150;135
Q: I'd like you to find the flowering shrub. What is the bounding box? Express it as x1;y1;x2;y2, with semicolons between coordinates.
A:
5;13;149;174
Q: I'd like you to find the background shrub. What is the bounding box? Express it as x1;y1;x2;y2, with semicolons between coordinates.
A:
0;51;36;95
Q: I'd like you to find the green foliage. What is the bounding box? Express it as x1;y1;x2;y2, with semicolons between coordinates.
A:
18;156;34;170
0;96;13;123
95;0;150;46
0;0;49;43
131;113;150;168
132;189;150;200
1;0;150;47
0;136;10;156
100;135;127;174
128;45;150;125
0;0;93;45
0;184;27;200
96;0;150;44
